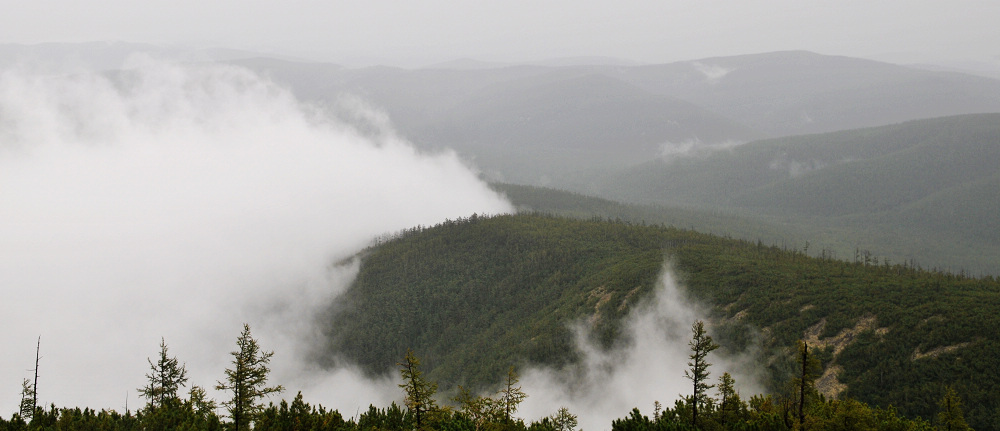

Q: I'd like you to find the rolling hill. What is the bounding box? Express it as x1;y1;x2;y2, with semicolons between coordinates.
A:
320;213;1000;430
582;113;1000;275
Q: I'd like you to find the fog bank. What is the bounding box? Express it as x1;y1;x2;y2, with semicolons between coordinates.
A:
0;57;512;414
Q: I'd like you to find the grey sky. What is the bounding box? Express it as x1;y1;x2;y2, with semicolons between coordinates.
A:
1;0;998;66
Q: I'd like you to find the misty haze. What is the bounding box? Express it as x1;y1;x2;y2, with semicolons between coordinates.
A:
2;2;1000;431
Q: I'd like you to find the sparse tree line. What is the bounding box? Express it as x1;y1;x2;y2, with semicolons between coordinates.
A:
3;321;973;430
612;323;970;431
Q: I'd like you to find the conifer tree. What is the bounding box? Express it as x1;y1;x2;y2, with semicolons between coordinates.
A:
216;324;284;431
684;320;719;428
550;407;578;431
936;386;971;431
186;385;219;425
19;378;35;420
455;385;500;430
716;372;742;427
793;340;822;427
498;366;527;422
139;338;189;409
398;349;437;429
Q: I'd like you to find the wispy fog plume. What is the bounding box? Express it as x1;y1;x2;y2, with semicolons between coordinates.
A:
767;153;830;178
691;62;734;81
659;138;744;161
519;268;762;431
0;57;512;414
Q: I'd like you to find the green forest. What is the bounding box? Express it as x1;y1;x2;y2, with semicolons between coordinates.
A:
1;319;969;431
322;214;1000;429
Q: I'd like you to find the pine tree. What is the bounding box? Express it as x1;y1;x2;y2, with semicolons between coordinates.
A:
684;320;719;428
139;338;189;409
216;324;284;431
398;349;438;429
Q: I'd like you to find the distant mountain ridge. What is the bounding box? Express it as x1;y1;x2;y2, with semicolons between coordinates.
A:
614;51;1000;136
228;50;1000;187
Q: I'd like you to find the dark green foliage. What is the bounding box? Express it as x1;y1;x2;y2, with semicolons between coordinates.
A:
792;341;822;427
324;213;1000;429
936;387;971;431
325;214;672;390
137;386;222;431
355;403;411;431
615;391;935;431
256;392;351;431
216;324;285;431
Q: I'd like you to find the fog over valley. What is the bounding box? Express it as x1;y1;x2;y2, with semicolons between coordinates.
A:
2;2;1000;430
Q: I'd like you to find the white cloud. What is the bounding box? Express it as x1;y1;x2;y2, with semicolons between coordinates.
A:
0;57;512;414
660;138;745;162
691;62;734;81
518;268;763;431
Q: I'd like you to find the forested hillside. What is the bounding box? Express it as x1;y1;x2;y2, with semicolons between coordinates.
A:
321;214;1000;429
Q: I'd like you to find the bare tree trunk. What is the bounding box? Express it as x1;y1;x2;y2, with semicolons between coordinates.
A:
33;336;40;415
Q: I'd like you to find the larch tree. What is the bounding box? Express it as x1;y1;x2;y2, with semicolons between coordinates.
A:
398;349;438;430
550;407;578;431
716;372;742;427
19;378;35;420
216;324;284;431
139;337;189;409
684;320;719;428
498;366;527;423
455;385;500;430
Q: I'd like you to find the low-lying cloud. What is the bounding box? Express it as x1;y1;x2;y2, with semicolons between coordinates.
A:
0;57;512;414
767;152;830;178
691;62;734;81
519;268;763;431
659;138;745;161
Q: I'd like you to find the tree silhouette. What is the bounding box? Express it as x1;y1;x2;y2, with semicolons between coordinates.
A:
139;338;189;409
684;320;719;428
216;324;284;431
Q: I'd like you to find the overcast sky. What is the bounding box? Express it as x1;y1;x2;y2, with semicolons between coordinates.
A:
1;0;998;66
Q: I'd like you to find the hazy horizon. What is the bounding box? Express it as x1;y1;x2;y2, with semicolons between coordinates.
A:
0;1;998;68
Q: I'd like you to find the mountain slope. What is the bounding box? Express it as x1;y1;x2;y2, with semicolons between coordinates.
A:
589;113;1000;275
320;214;1000;429
322;214;672;388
